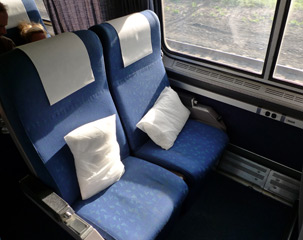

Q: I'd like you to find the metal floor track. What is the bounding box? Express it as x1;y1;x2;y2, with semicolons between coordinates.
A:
217;151;300;206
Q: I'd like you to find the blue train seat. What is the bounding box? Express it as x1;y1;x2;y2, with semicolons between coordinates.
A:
90;10;229;195
0;30;188;240
2;0;49;46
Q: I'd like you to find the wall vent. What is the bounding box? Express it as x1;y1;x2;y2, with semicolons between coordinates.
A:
210;72;220;78
244;82;261;91
265;88;284;97
218;75;234;83
218;151;269;189
171;60;303;111
175;61;188;70
264;171;300;203
284;94;295;101
196;68;210;76
234;79;244;85
295;96;303;104
188;66;196;72
219;151;300;204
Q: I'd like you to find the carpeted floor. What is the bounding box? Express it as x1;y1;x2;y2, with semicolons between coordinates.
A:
166;171;296;240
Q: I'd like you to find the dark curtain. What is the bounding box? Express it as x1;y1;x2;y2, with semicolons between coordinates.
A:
43;0;153;35
42;0;106;34
121;0;154;15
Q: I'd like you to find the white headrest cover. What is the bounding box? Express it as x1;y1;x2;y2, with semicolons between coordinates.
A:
107;13;153;67
18;32;95;105
1;0;30;29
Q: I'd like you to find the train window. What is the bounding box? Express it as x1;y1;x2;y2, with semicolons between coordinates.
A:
34;0;54;36
162;0;277;74
161;0;303;89
34;0;50;21
273;0;303;87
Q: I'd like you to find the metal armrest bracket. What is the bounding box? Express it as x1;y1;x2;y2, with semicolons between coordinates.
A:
190;98;227;131
20;175;104;240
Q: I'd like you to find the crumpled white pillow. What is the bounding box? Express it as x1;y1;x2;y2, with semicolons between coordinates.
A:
136;86;190;150
64;114;125;200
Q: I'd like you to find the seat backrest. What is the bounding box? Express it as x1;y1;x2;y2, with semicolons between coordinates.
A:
0;30;129;205
90;10;170;152
2;0;48;45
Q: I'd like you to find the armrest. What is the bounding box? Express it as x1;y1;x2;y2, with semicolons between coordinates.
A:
190;98;226;131
19;175;104;240
177;91;226;131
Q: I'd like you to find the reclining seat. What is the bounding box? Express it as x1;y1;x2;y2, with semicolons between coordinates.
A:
90;10;229;196
2;0;49;46
0;30;188;240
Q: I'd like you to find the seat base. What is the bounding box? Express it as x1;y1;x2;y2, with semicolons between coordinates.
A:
73;156;188;240
135;119;229;189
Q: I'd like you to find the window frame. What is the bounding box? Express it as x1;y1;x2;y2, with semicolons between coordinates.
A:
156;0;303;94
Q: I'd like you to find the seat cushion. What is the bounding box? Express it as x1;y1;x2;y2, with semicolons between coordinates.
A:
73;156;188;240
135;119;229;188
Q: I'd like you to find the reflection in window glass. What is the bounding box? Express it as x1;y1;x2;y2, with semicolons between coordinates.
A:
274;0;303;86
35;0;50;21
34;0;55;36
163;0;276;73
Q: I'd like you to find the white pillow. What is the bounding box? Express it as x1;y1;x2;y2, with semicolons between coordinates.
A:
64;114;125;200
136;87;190;150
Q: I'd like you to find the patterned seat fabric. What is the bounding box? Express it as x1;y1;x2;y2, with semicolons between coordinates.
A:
135;119;228;189
0;30;188;240
74;156;188;240
90;10;229;193
90;10;169;153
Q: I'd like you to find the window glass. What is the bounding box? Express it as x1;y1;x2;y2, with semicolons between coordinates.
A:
274;0;303;87
34;0;55;36
163;0;276;74
34;0;50;21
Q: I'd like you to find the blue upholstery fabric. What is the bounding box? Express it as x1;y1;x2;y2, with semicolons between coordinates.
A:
5;0;49;46
0;30;129;204
22;0;46;26
0;30;188;239
90;10;229;191
135;119;229;188
74;156;188;240
90;10;170;152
